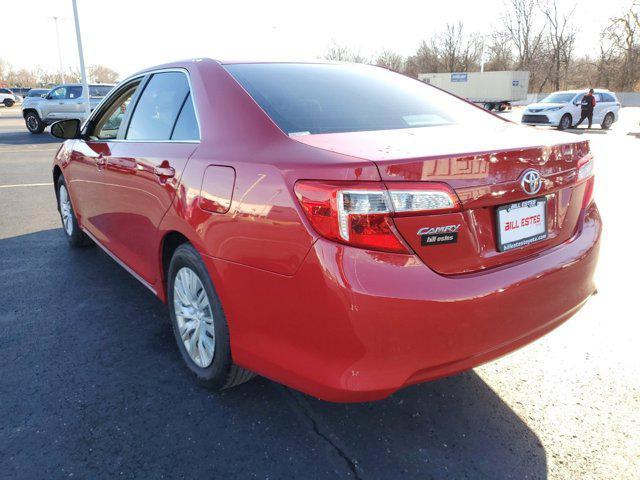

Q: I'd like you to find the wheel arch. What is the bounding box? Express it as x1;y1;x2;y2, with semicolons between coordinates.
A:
52;165;63;208
160;230;192;300
22;107;39;119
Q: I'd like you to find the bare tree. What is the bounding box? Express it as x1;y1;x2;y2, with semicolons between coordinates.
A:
89;65;119;83
403;41;440;77
483;32;515;71
437;23;482;72
375;50;405;72
540;0;577;91
604;2;640;91
501;0;546;89
324;42;368;63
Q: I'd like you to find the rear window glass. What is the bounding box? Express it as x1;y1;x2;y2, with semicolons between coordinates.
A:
67;86;82;99
224;63;500;135
89;85;113;98
127;72;190;141
171;93;199;140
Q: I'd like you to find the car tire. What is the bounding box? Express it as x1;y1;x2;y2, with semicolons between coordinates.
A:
498;102;507;112
558;114;572;131
56;175;93;247
601;112;614;130
3;99;15;107
25;111;45;134
484;103;494;111
167;243;255;390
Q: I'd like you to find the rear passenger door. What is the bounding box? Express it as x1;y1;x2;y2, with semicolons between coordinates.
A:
592;93;605;124
90;70;200;284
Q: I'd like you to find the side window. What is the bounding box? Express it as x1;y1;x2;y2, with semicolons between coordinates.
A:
49;87;67;100
593;93;602;102
601;93;615;102
171;93;199;140
126;72;190;141
67;86;82;99
92;83;139;140
0;89;9;94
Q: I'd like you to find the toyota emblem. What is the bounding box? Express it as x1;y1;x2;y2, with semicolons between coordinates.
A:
521;170;542;195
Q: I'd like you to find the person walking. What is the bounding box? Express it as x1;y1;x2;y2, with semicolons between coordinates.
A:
574;89;596;129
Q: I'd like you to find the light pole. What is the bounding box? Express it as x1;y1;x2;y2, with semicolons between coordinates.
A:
48;16;65;83
71;0;90;120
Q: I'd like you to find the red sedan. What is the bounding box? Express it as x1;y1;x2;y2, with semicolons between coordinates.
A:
50;60;600;402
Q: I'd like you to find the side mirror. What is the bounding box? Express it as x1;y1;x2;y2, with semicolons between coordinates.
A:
51;119;81;139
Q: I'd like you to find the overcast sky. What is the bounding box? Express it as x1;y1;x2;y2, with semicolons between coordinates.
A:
0;0;633;78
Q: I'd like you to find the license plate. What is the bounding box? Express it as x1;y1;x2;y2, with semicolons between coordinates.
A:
496;197;547;252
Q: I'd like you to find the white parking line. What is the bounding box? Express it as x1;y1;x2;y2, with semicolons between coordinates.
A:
0;182;53;189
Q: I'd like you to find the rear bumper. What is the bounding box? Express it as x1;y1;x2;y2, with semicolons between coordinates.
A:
205;203;601;402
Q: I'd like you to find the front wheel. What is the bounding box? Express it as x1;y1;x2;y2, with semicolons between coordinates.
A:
56;176;92;247
601;113;614;130
25;112;45;133
168;243;254;390
558;114;572;131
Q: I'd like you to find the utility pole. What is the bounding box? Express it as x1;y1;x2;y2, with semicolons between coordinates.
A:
71;0;90;120
48;16;65;83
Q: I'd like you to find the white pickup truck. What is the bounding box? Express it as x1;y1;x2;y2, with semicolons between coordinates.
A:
21;83;113;133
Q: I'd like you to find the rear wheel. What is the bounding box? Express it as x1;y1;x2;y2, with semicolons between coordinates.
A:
3;99;15;107
56;175;92;247
168;243;254;390
601;112;614;130
558;114;572;131
498;102;507;112
25;111;45;133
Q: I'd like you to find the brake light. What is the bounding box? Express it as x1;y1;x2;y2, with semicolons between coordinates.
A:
577;154;595;208
294;181;460;253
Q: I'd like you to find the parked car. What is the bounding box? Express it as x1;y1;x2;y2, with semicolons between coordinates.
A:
21;83;114;133
0;87;21;107
24;88;51;99
522;89;620;130
49;59;600;402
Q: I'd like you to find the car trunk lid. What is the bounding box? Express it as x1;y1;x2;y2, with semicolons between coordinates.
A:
292;123;592;274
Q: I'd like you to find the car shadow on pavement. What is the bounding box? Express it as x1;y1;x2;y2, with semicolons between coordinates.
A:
565;128;609;135
0;130;60;147
0;228;547;480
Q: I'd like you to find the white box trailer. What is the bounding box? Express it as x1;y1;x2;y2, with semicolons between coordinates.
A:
417;71;530;111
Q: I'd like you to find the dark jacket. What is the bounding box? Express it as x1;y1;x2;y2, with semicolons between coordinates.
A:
581;93;596;112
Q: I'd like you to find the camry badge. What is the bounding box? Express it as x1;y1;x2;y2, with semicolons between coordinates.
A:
417;224;461;246
521;170;542;195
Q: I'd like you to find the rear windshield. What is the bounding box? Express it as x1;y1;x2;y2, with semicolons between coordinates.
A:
224;63;501;135
540;93;575;103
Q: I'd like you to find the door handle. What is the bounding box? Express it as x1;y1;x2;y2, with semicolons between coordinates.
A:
59;102;65;105
96;156;106;168
154;164;175;178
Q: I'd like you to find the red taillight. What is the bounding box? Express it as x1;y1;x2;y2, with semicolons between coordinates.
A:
294;181;460;253
577;154;595;208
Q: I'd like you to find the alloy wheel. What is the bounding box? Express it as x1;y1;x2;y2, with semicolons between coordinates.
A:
173;267;215;368
59;185;74;235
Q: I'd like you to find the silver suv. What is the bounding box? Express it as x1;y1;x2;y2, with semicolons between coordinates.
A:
22;83;114;133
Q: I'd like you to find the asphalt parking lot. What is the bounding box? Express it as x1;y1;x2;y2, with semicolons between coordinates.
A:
1;105;639;480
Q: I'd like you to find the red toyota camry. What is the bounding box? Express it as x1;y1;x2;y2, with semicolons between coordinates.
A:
50;59;600;402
